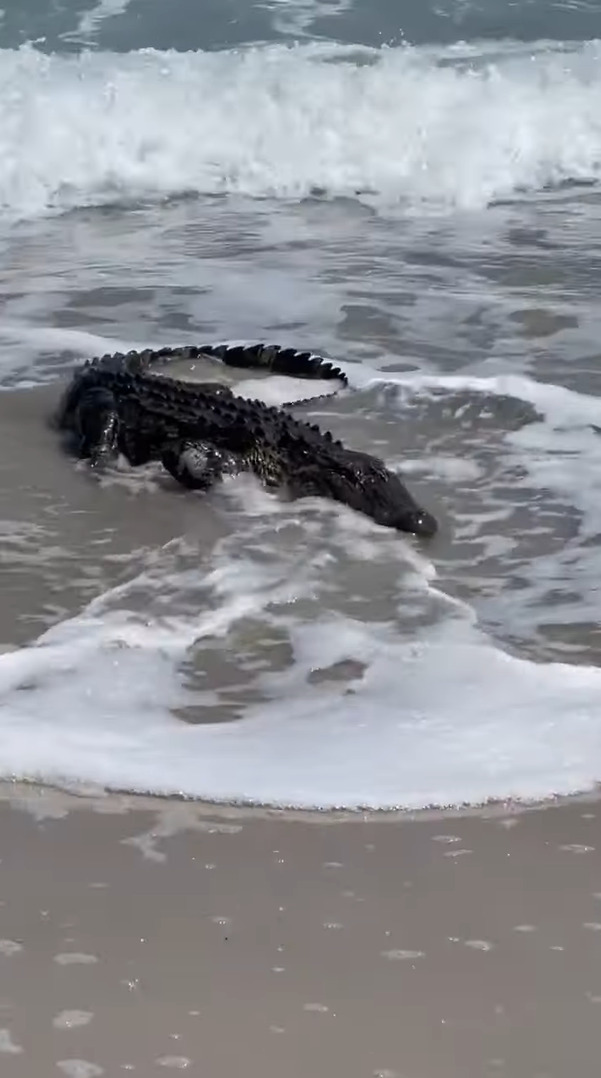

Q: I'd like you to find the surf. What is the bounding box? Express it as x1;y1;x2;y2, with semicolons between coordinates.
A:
1;38;600;219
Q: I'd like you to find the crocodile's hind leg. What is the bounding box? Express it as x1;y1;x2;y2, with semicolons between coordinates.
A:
75;386;120;468
161;440;240;491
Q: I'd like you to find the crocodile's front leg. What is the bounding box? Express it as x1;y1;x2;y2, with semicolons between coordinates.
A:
161;440;241;491
76;386;120;468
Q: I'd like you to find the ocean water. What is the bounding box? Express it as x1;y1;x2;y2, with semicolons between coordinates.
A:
1;0;601;810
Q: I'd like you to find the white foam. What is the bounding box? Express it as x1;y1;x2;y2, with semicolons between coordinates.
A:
261;0;353;38
0;1030;22;1055
2;514;601;811
361;367;601;426
0;324;143;361
1;38;601;219
233;374;341;405
69;0;133;43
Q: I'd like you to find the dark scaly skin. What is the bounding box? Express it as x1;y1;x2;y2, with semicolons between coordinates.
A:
54;342;438;538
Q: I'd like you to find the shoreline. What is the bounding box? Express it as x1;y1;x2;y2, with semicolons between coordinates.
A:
4;776;601;824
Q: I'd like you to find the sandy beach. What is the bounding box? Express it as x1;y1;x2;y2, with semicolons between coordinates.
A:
0;786;599;1077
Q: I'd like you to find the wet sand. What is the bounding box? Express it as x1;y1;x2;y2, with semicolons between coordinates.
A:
0;786;600;1077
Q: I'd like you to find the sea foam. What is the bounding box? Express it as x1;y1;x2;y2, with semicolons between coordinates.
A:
1;537;601;810
0;38;600;219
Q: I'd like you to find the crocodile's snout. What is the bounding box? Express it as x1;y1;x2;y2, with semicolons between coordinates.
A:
397;507;438;538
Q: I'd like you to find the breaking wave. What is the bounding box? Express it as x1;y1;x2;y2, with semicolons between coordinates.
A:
1;38;601;218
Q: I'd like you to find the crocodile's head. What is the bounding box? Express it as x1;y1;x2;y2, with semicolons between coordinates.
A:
312;449;438;537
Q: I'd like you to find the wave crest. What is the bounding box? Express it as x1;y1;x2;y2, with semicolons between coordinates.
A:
1;39;601;218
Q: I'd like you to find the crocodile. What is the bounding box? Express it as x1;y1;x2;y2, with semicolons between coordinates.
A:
54;341;438;537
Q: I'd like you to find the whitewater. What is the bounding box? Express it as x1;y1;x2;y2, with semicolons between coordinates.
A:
1;39;601;218
1;5;601;812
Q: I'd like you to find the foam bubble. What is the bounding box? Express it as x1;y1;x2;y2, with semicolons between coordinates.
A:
1;39;601;219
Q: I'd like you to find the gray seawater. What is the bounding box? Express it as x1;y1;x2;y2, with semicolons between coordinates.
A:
1;0;600;51
1;0;601;810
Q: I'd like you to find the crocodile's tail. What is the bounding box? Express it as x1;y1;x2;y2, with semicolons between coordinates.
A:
86;341;349;402
195;342;348;388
